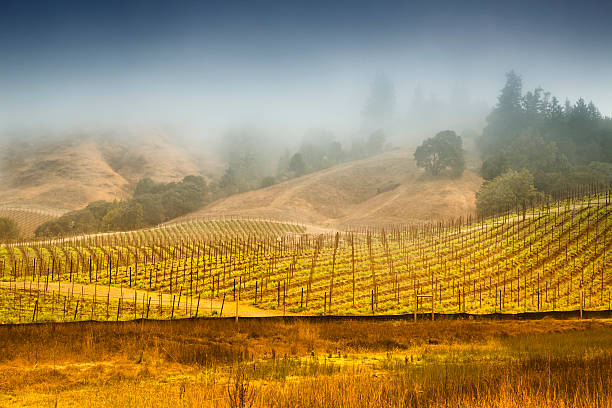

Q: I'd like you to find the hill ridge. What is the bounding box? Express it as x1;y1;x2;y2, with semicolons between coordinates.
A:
174;149;482;228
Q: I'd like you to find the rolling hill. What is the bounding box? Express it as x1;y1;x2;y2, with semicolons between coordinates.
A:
0;191;608;322
0;130;207;210
174;148;483;228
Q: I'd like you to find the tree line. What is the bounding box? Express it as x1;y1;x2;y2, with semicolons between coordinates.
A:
214;128;390;199
475;71;612;215
411;71;611;216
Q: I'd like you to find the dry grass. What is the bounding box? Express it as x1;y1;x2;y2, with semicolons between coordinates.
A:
177;149;482;227
0;132;202;210
0;318;610;407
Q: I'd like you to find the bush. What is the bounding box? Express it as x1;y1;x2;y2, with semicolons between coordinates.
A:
476;169;544;217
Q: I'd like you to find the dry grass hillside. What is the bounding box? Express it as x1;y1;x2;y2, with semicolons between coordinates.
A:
0;130;204;210
176;149;483;228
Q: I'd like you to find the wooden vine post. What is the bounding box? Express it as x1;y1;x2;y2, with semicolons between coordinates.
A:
306;238;320;308
328;232;340;314
350;233;356;307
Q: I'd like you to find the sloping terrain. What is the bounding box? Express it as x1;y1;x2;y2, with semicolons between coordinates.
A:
0;193;608;321
0;130;204;210
176;149;482;227
0;207;63;239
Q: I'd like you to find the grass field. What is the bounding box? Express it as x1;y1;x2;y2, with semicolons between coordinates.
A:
0;317;610;407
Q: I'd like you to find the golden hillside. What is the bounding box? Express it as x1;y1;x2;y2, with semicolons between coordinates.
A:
176;149;482;228
0;130;204;210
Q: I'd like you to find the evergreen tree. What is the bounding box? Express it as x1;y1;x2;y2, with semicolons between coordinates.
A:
289;153;306;176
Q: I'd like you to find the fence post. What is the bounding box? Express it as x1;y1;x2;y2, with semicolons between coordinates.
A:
32;299;38;322
414;291;417;322
580;289;583;319
171;296;175;320
431;296;434;321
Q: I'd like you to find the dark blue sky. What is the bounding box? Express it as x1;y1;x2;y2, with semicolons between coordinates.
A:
2;0;612;136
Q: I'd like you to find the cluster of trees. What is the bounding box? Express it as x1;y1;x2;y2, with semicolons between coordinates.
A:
277;130;389;180
212;129;272;197
212;128;390;198
475;71;612;215
475;169;544;217
0;217;20;241
35;176;208;237
479;72;612;190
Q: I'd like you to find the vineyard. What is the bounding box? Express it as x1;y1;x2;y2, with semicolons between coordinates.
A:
0;206;62;238
0;192;610;323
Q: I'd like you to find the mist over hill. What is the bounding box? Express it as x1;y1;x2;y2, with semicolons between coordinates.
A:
0;129;212;210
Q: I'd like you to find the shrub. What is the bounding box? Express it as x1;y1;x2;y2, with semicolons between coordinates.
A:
476;169;544;217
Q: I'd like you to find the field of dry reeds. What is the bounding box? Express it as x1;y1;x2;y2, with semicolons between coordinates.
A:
0;317;610;407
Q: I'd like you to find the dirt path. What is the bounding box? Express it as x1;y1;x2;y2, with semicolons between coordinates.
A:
0;280;286;317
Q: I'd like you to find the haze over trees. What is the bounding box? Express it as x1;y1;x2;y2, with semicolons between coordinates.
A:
478;71;612;194
276;129;391;181
361;73;396;134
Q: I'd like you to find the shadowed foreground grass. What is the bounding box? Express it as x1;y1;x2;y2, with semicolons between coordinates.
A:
0;318;610;407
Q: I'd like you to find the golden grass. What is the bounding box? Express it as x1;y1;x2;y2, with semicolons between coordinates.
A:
0;318;610;407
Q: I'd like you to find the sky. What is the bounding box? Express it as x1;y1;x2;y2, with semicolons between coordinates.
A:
1;0;612;141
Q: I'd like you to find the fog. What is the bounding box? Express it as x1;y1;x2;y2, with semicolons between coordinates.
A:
2;0;611;153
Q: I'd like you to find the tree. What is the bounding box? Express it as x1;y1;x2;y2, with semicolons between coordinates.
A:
476;169;543;217
134;177;161;196
497;70;523;113
85;201;114;220
297;129;344;172
276;149;291;176
133;194;165;226
502;128;569;190
367;130;386;156
362;73;395;132
0;217;20;241
289;153;306;176
414;130;465;177
478;71;526;156
220;127;270;191
218;166;239;196
480;152;508;180
260;176;276;188
36;175;209;237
